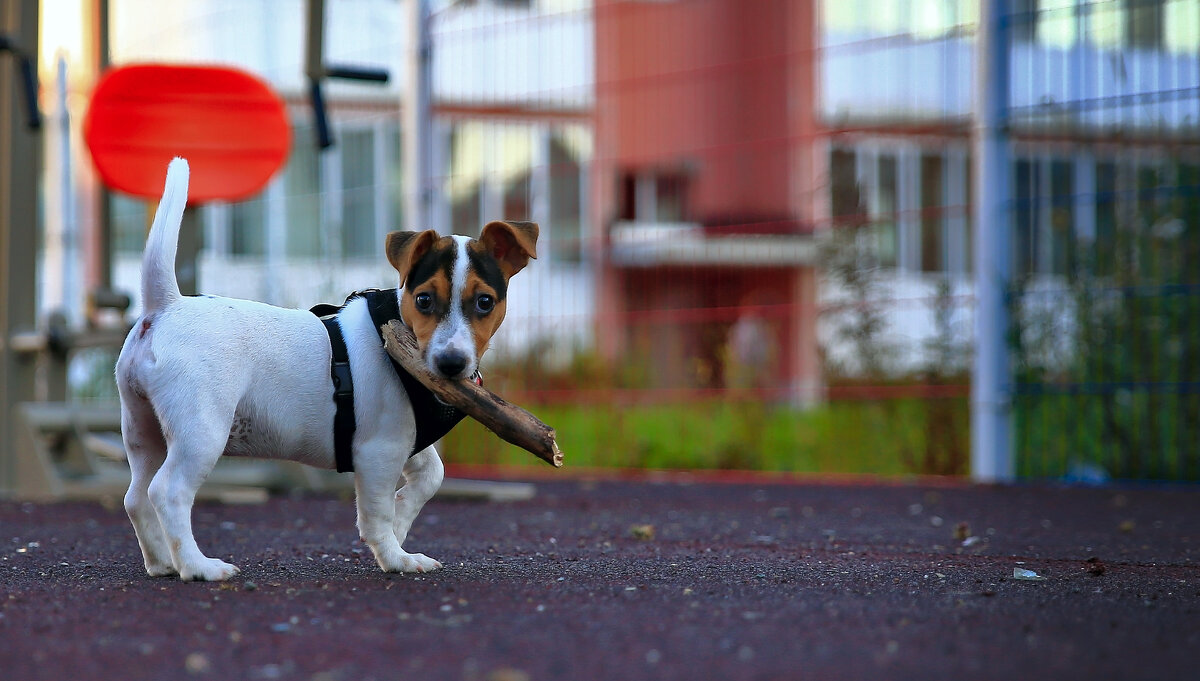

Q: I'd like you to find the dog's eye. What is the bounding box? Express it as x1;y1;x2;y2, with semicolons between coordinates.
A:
414;292;433;312
475;294;495;315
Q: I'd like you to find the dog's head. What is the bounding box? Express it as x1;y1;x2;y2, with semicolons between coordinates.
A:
385;221;539;380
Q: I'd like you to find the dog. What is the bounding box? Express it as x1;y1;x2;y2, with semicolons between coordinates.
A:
116;158;537;581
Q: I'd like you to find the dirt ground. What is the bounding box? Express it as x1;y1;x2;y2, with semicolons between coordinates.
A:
1;473;1197;681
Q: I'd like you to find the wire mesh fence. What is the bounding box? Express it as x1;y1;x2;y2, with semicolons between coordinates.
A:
43;0;1200;480
1002;1;1200;482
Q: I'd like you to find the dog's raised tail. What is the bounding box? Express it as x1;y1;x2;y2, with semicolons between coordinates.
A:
141;157;190;313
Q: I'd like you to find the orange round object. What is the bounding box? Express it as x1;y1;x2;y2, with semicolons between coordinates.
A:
83;64;290;203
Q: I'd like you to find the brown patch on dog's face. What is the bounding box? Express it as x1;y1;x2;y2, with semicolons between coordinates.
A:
395;234;459;353
463;269;507;358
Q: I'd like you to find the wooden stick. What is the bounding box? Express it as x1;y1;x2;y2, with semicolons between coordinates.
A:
380;320;564;468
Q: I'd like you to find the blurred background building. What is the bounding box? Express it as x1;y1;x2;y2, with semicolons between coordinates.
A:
6;0;1199;488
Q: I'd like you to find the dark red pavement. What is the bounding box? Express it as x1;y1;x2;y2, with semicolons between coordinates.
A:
2;477;1198;680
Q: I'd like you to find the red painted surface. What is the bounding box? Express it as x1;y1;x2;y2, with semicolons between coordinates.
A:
595;0;803;224
83;64;290;203
593;0;822;401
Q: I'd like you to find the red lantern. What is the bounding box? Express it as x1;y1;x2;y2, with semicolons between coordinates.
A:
83;64;290;203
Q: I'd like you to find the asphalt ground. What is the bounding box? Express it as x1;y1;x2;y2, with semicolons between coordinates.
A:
2;474;1198;681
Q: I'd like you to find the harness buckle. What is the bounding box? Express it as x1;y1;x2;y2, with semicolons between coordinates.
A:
331;360;354;399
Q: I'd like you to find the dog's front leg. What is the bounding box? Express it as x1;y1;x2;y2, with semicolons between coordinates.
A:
354;445;442;573
394;445;445;547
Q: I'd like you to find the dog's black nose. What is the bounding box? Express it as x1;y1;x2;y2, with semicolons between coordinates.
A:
434;351;468;378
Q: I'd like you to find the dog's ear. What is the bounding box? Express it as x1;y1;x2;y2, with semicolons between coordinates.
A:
479;220;539;278
386;229;439;286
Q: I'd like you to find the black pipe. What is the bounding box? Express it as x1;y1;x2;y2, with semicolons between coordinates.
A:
324;65;390;83
0;34;41;131
308;77;333;149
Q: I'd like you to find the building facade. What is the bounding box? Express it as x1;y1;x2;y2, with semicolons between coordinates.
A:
41;0;1200;403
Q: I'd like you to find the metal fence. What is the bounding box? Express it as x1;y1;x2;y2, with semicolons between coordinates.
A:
18;0;1200;484
808;0;1198;482
1001;1;1200;482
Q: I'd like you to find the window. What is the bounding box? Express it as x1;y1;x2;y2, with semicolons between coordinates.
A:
1137;165;1163;228
1012;0;1038;43
618;173;637;222
286;126;321;257
654;174;688;222
448;123;483;236
1039;0;1078;47
549;128;586;263
1012;157;1078;276
495;124;534;223
503;172;531;221
451;181;482;237
111;194;148;254
920;154;945;272
229;198;265;257
830;147;906;267
615;169;690;223
1013;1;1078;47
1014;158;1040;276
1088;0;1169;49
872;155;899;268
1175;162;1200;244
341;128;376;258
1164;0;1200;52
829;148;862;224
1094;161;1118;275
1126;0;1164;49
386;125;404;231
1136;164;1168;276
1048;160;1074;275
1088;0;1126;47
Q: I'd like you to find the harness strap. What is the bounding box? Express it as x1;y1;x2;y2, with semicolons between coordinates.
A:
321;316;357;473
313;289;472;474
363;290;470;456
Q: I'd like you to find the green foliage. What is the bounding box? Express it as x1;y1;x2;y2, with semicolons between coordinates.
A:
819;221;971;476
440;397;962;476
1011;160;1200;481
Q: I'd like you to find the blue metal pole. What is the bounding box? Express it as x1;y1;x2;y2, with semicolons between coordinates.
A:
404;0;433;233
972;0;1014;482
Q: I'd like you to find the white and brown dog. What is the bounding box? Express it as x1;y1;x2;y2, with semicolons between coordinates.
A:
116;158;537;581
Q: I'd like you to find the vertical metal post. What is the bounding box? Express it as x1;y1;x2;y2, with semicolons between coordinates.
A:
304;0;325;84
404;0;433;231
92;0;113;293
304;0;333;149
1;0;41;495
971;0;1014;482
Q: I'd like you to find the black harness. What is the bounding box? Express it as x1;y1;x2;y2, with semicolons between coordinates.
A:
310;289;472;473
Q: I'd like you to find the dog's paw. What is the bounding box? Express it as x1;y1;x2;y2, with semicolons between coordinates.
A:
144;561;178;578
179;557;240;582
378;551;443;574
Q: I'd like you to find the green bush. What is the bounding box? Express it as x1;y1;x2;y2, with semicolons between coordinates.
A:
440;397;962;476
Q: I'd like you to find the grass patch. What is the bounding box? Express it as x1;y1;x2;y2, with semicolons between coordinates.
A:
440;398;965;476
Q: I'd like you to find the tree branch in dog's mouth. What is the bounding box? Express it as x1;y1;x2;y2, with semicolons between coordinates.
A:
381;320;564;468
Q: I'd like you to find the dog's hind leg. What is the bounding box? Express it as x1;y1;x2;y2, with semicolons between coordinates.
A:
147;396;239;582
355;443;442;573
393;445;445;549
118;391;176;577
